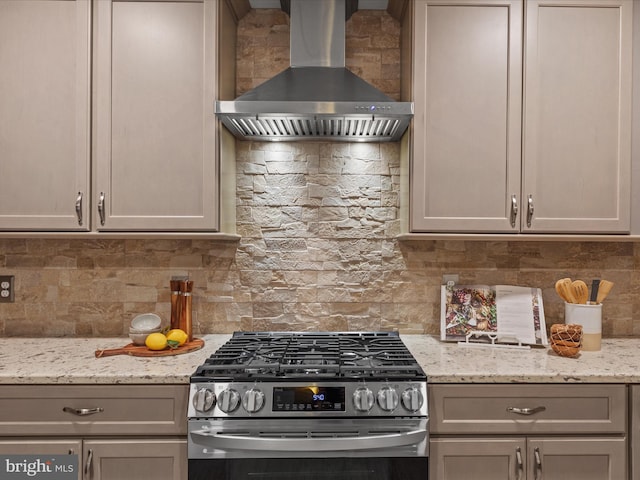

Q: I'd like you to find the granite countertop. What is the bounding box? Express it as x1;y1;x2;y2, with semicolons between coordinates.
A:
1;334;639;384
0;335;231;384
402;336;640;383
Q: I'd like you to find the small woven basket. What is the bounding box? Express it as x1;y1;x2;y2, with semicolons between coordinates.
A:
549;324;583;358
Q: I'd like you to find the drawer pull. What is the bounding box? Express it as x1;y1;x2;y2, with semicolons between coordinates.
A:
63;407;104;416
506;406;546;416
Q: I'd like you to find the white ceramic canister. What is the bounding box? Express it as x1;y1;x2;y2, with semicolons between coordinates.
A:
564;302;602;351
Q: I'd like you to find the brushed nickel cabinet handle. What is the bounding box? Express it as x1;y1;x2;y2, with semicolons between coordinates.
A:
507;406;546;416
97;192;106;226
75;192;83;226
534;447;542;480
515;446;523;480
527;194;534;227
510;194;518;227
63;406;104;416
84;448;93;476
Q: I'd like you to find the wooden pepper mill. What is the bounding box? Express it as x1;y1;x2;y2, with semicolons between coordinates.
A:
170;277;193;342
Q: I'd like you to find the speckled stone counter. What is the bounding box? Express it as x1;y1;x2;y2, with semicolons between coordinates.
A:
1;334;639;384
0;335;231;384
403;335;640;383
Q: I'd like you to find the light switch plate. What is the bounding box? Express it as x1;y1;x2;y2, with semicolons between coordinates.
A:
0;275;15;303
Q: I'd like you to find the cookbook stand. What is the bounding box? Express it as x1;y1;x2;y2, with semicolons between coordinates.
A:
458;331;531;350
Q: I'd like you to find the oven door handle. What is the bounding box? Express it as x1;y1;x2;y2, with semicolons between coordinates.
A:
191;429;427;452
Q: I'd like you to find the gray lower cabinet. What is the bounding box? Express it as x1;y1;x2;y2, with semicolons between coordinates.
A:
0;439;185;480
431;436;626;480
429;384;628;480
0;385;188;480
84;439;186;480
630;385;640;480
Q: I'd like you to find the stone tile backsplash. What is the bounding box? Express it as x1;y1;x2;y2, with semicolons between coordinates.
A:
0;235;638;337
0;10;638;337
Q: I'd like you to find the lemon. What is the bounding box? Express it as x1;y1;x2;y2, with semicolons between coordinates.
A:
145;332;168;351
166;329;188;347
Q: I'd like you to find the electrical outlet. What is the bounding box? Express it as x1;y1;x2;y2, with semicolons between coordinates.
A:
0;275;15;303
442;274;459;285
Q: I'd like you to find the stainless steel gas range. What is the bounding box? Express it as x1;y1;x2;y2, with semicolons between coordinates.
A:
188;331;429;480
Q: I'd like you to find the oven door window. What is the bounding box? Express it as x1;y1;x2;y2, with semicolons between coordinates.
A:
189;458;427;480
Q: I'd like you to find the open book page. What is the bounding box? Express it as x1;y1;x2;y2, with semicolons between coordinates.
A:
495;285;547;345
441;284;547;346
441;285;497;342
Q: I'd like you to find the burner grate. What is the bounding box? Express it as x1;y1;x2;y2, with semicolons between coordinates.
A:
190;331;426;382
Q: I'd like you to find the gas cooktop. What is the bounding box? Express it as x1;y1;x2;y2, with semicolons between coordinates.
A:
191;331;426;382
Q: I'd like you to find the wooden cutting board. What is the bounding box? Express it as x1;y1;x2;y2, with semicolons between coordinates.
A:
95;338;204;358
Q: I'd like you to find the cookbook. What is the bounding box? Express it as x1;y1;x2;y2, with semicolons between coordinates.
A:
441;284;548;346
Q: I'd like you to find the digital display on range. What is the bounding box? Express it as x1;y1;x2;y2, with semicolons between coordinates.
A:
273;387;345;412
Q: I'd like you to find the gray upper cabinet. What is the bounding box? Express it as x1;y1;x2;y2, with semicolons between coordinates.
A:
521;0;632;234
0;0;235;235
93;0;219;231
411;0;522;233
0;0;91;231
409;0;632;234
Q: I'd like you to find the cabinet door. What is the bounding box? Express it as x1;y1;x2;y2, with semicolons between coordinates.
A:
84;439;186;480
94;0;218;231
527;437;627;480
0;0;90;231
411;0;523;232
430;437;525;480
631;385;640;480
0;439;82;480
522;0;632;233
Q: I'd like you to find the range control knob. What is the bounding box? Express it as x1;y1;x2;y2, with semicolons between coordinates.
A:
401;387;424;412
377;387;399;412
192;388;216;413
352;387;375;412
242;389;265;413
217;388;241;413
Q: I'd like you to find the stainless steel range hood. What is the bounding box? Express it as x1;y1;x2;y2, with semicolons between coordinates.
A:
215;0;413;142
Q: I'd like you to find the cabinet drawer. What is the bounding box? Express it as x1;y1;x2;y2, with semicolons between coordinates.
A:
0;385;188;436
429;384;626;435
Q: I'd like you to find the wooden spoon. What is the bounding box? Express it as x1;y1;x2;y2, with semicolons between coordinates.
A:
559;278;576;303
596;280;614;303
555;279;570;303
571;280;589;304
